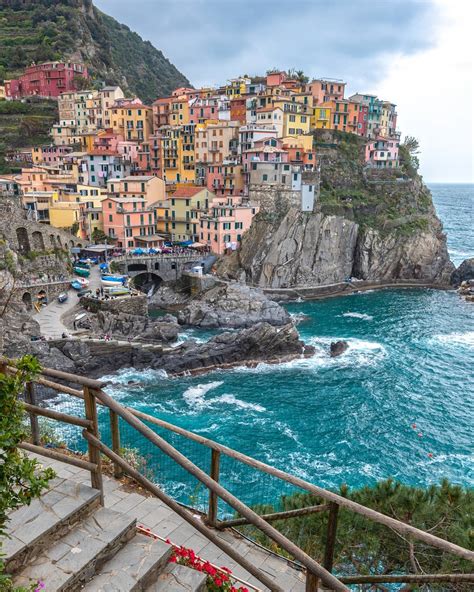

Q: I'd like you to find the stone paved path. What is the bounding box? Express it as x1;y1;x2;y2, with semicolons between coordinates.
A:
35;266;101;339
31;453;306;591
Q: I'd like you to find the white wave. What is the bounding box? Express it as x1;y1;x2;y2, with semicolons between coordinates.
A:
214;394;266;412
432;331;474;348
101;367;168;385
342;312;373;321
230;336;387;374
183;381;224;408
289;312;310;324
173;330;208;346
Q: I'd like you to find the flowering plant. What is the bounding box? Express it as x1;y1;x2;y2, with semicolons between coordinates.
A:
169;544;249;592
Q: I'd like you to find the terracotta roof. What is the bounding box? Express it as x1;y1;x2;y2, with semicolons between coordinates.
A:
171;186;206;198
87;150;120;156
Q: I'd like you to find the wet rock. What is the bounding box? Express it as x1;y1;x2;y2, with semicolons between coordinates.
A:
451;258;474;287
178;282;290;328
330;340;349;357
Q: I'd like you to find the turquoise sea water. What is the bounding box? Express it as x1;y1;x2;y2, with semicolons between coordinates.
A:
57;184;474;506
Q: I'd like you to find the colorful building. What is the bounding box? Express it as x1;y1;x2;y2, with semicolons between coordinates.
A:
5;62;88;99
365;137;399;168
110;103;153;142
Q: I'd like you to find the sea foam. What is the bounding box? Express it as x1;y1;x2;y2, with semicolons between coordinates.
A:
342;312;374;321
433;331;474;348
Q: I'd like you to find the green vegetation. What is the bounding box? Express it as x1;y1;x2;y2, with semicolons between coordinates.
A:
399;136;421;178
238;479;473;590
0;98;57;174
0;356;55;590
0;0;190;102
314;129;435;234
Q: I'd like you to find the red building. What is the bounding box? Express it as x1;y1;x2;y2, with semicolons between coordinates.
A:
5;62;89;99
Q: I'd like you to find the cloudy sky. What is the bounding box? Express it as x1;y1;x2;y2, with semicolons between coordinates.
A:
95;0;473;182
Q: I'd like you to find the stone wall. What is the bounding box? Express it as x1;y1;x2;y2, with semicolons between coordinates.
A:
80;294;148;316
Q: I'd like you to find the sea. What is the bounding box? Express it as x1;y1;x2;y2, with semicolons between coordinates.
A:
57;184;474;509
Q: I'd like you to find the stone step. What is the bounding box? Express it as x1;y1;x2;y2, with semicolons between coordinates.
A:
148;563;207;592
2;477;101;574
13;507;136;592
81;533;172;591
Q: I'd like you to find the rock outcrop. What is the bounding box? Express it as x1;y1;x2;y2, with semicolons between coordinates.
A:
177;282;291;328
217;131;454;290
330;340;349;357
53;322;312;377
451;258;474;287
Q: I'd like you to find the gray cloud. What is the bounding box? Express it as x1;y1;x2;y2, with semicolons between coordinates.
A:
95;0;438;94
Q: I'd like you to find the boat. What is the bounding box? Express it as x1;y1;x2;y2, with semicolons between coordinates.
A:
77;288;92;298
71;280;83;290
76;259;91;268
105;286;131;296
73;266;90;278
101;275;127;286
99;262;109;273
57;292;68;303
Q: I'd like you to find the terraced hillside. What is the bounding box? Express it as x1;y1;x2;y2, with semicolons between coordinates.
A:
0;0;190;102
0;99;57;173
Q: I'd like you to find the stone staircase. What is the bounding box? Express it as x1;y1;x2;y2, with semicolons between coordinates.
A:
3;477;207;592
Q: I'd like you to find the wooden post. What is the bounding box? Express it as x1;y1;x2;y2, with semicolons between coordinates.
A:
109;409;122;479
83;386;104;503
25;382;40;446
207;448;220;526
306;571;320;592
324;502;339;573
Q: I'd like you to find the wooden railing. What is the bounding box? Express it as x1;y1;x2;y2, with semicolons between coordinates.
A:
3;359;473;592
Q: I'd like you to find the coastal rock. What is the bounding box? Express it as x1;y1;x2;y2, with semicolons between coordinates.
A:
330;340;349;357
451;258;474;287
177;282;290;328
53;322;312;377
149;284;191;309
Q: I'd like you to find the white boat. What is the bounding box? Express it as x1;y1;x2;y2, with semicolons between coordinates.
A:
101;275;127;286
77;278;89;287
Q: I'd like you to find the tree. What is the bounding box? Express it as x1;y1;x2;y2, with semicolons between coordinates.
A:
70;221;79;236
238;479;473;591
0;356;55;589
91;228;108;244
399;135;421;177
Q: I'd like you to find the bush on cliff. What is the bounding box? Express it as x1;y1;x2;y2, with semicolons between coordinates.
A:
237;479;473;590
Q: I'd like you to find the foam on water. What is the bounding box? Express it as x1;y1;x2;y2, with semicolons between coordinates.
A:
213;393;266;412
341;311;374;321
183;381;224;409
432;331;474;348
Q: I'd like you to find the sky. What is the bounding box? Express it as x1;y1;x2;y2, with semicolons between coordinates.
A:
95;0;474;183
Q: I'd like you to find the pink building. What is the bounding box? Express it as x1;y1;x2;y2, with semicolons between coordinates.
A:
197;195;259;254
365;136;399;168
5;62;88;99
102;197;162;249
188;97;218;124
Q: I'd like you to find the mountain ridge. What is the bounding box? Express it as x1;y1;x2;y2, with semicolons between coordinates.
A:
0;0;190;102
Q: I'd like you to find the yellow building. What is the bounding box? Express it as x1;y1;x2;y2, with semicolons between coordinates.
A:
169;97;190;126
159;125;195;184
155;186;215;241
312;105;333;129
110;103;153;142
225;77;250;98
0;84;6;100
49;200;82;234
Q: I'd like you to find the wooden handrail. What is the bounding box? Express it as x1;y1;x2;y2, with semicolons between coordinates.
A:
7;360;474;587
92;387;349;592
82;431;284;592
126;407;474;562
19;442;98;473
218;504;330;529
23;402;93;429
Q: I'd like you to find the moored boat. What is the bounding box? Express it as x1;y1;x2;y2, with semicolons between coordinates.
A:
71;280;83;290
74;266;90;278
57;292;68;303
101;275;127;286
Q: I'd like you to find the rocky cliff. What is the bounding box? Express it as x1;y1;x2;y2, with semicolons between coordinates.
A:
218;131;454;289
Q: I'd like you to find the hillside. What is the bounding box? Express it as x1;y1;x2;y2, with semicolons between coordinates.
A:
0;98;57;173
0;0;190;102
218;129;454;288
